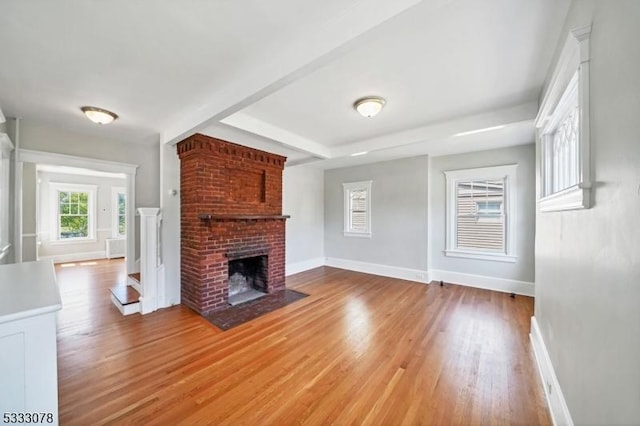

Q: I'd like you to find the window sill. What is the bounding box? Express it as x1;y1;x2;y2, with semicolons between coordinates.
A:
539;183;590;212
49;238;97;245
343;232;372;239
444;249;517;263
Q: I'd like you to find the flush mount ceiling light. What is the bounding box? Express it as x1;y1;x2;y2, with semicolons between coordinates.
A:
354;96;386;118
81;106;118;124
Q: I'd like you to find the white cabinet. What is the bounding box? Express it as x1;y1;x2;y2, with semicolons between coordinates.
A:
0;260;62;425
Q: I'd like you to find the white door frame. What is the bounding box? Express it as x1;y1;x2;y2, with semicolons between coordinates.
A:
17;149;138;273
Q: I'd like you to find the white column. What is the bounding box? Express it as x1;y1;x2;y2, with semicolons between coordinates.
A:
138;208;160;314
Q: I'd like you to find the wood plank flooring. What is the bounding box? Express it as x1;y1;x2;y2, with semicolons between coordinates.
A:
55;259;550;425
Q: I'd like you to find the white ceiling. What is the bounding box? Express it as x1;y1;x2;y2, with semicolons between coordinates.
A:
0;0;570;168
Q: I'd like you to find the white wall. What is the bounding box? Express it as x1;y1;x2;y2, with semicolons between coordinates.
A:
36;170;126;262
283;164;325;275
429;144;536;294
18;120;160;261
534;1;640;424
160;141;181;306
324;156;429;278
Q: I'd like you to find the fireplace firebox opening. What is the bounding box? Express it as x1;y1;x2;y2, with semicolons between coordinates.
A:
227;255;268;306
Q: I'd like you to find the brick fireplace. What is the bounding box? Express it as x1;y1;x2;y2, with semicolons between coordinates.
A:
177;134;288;315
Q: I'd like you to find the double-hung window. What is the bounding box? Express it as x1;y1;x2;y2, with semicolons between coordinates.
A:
343;181;372;237
445;165;517;262
51;183;97;241
536;25;591;212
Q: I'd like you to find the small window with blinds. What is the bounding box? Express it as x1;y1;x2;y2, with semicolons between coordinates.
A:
343;181;372;237
445;165;517;262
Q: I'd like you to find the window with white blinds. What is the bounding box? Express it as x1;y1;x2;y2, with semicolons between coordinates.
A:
343;181;372;237
445;165;517;262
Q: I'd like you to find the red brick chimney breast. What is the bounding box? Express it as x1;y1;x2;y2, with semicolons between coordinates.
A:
177;134;288;315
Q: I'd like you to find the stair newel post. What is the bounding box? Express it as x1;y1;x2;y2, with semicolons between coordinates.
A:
138;208;160;314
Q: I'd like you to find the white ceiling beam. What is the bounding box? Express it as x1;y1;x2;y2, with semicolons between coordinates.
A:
221;112;331;159
200;122;308;162
330;101;539;158
161;0;423;145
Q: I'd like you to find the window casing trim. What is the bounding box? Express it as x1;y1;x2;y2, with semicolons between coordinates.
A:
444;164;518;262
536;24;591;212
343;180;372;238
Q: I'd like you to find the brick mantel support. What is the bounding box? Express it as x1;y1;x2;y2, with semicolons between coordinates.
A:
178;134;287;315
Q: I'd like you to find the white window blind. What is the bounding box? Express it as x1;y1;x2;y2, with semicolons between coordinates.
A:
455;180;505;251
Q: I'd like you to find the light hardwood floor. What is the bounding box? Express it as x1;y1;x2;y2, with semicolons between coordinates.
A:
55;259;550;425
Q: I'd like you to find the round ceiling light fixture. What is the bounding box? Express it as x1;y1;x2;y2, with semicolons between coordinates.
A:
81;106;118;124
354;96;386;118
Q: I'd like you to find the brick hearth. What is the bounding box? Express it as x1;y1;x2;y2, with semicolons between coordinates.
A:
177;134;288;315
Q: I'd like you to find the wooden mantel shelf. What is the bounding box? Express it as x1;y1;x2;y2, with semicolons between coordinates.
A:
198;214;290;221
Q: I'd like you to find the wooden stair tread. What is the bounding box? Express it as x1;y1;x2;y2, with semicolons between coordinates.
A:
110;285;140;305
128;272;141;284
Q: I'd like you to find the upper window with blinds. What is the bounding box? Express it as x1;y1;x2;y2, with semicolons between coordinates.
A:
445;165;517;263
343;180;372;237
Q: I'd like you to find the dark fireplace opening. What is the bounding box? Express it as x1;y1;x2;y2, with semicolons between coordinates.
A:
227;255;268;305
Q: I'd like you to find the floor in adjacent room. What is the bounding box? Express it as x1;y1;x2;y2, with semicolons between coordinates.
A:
55;259;550;425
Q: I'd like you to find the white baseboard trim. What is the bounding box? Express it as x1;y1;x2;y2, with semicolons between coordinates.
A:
39;250;107;264
325;257;429;284
286;257;325;276
530;317;573;426
429;269;534;296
